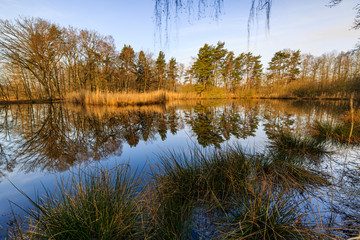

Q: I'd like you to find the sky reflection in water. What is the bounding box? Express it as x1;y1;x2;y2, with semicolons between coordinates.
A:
0;100;358;238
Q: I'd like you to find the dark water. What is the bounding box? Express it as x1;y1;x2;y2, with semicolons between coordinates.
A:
0;100;359;238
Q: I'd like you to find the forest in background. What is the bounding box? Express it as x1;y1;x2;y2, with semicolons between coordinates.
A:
0;17;359;102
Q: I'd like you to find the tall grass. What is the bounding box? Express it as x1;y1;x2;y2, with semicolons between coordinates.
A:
11;165;142;240
65;87;239;107
236;79;357;100
221;182;320;240
143;145;331;239
311;109;360;144
9;145;357;239
269;132;329;159
66;90;199;106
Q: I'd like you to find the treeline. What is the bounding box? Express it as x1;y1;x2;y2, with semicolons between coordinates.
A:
187;41;360;97
0;18;182;100
0;17;360;101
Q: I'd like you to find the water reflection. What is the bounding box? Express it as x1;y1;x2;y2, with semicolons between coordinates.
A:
0;100;353;180
0;100;359;238
0;104;123;175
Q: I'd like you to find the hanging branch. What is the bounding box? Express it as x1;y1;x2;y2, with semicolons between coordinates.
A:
154;0;272;45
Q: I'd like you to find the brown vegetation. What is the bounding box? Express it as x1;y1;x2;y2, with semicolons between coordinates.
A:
65;87;237;106
0;17;359;104
66;90;195;106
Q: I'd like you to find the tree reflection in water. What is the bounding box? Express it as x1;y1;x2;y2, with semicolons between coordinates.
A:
0;100;352;179
0;100;360;235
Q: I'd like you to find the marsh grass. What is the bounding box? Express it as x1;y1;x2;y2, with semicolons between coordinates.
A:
10;165;142;240
237;80;357;100
66;90;199;106
253;152;329;191
220;182;316;240
8;145;355;239
66;87;238;107
142;181;196;239
143;145;331;239
312;120;360;144
269;132;329;159
152;145;252;204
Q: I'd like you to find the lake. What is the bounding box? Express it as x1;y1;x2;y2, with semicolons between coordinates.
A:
0;100;359;238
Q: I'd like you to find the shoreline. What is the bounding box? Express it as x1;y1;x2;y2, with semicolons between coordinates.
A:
0;95;354;106
0;99;63;105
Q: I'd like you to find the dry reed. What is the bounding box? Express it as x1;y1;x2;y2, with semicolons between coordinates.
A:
66;90;200;106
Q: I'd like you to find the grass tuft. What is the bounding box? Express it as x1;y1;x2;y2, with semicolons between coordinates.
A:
311;120;360;144
269;132;329;159
11;165;142;240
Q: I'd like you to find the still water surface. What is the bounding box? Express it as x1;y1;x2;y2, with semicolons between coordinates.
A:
0;100;359;237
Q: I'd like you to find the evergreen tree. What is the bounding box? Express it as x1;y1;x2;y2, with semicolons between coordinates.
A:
135;51;153;92
166;57;178;91
221;51;235;91
251;55;263;87
231;53;246;91
119;44;136;91
212;41;227;86
192;43;215;93
243;52;263;89
288;50;301;82
268;49;301;85
267;50;289;85
155;51;166;90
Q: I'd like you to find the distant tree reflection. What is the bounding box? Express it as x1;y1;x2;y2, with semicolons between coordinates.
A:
0;100;350;180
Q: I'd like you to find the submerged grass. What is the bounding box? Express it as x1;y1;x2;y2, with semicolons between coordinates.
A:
312;120;360;144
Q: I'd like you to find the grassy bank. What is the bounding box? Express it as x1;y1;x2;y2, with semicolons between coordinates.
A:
65;82;359;108
9;145;358;239
2;81;359;107
236;78;360;100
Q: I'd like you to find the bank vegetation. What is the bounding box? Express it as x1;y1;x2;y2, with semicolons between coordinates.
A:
0;17;359;105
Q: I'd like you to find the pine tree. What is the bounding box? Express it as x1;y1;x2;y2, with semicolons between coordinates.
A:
119;44;136;92
166;57;178;91
243;52;263;89
135;50;152;92
192;43;215;94
268;49;301;85
155;51;166;90
212;41;227;86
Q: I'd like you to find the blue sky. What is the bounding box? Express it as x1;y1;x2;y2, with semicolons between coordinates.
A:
0;0;359;66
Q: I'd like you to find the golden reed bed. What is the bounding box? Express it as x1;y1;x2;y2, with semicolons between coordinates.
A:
66;90;200;106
